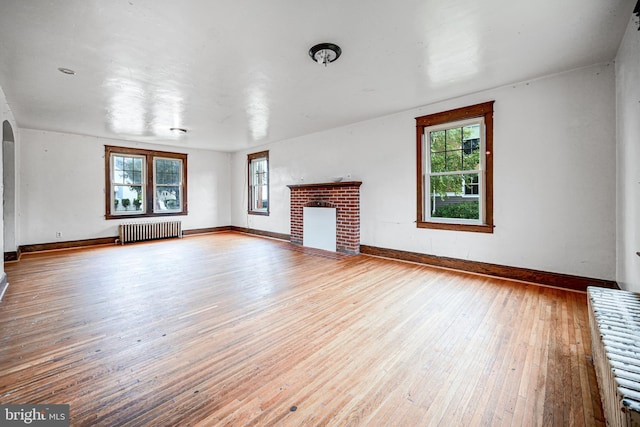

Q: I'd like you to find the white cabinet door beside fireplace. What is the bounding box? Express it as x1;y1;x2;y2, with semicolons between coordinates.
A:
303;207;336;252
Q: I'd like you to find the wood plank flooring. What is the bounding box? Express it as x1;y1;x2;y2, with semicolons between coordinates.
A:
0;232;605;426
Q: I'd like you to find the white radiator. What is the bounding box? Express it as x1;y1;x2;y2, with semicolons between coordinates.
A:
119;221;182;244
588;286;640;427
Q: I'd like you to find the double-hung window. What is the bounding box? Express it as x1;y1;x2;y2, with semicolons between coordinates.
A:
248;151;269;215
416;101;494;233
111;153;145;214
105;146;187;219
154;157;183;212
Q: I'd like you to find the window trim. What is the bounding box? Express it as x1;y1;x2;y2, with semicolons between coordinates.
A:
105;145;188;220
247;150;269;216
416;101;494;233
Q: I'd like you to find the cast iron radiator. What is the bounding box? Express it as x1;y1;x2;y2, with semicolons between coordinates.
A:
588;286;640;427
119;221;182;244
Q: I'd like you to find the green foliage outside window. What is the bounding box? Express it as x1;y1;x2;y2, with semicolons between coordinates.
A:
432;201;479;219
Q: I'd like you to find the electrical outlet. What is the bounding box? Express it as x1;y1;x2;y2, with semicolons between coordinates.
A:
55;232;62;238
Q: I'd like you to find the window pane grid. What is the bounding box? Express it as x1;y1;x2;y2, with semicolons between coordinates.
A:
429;124;481;174
425;119;484;223
113;155;144;185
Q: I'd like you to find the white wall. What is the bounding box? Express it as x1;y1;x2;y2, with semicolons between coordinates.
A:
19;129;231;245
616;16;640;291
231;63;617;281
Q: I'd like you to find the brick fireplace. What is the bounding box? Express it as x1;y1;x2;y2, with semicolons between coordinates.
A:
287;181;362;255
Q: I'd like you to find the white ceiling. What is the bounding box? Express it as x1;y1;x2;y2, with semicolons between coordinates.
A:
0;0;634;152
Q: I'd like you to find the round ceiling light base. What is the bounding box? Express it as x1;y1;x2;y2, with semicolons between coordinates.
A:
309;43;342;66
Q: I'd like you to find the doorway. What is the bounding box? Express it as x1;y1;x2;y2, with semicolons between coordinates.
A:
3;120;16;261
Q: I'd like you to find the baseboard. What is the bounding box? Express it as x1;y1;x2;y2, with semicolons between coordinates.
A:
4;250;20;262
183;226;232;236
0;272;8;301
360;245;619;292
230;226;290;242
20;237;118;254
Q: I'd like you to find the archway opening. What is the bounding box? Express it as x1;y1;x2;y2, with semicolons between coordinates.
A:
3;120;17;261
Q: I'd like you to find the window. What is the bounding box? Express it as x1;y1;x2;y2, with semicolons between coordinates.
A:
105;146;187;219
111;153;145;214
416;101;494;233
248;151;269;215
154;157;183;212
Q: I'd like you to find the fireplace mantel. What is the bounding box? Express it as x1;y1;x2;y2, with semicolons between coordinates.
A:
287;181;362;255
287;181;362;189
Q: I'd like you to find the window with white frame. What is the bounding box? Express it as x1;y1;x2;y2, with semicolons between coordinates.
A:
416;101;494;233
105;146;187;219
426;119;483;220
154;157;183;212
111;153;145;214
248;151;269;215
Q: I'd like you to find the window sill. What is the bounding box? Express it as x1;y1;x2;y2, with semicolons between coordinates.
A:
248;211;269;216
106;211;187;220
417;221;494;233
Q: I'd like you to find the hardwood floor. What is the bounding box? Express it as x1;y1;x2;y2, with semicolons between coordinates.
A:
0;232;604;426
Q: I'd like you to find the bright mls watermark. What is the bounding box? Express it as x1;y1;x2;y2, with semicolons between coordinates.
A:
0;405;69;426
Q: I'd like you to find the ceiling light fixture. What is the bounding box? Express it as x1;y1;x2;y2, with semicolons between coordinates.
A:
57;67;76;75
170;127;187;134
309;43;341;67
